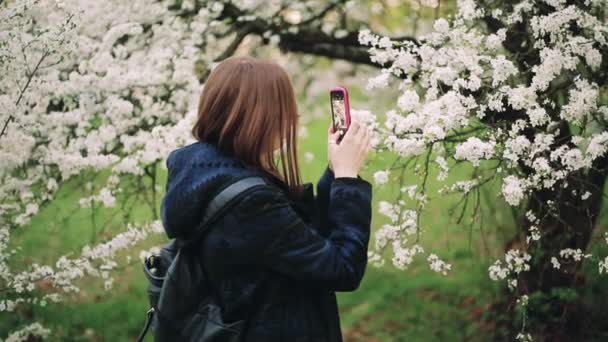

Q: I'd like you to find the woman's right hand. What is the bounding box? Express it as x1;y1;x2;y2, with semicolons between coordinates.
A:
327;121;372;178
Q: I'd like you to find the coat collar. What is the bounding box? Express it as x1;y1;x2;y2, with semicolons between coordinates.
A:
162;141;318;238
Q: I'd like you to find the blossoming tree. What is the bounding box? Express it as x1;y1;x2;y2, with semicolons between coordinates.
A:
0;0;213;338
359;0;608;339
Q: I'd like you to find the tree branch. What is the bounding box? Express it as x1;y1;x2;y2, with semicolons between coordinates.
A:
212;2;416;68
0;49;50;141
214;24;254;62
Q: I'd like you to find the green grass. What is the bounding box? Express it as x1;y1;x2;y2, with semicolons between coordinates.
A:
5;106;608;340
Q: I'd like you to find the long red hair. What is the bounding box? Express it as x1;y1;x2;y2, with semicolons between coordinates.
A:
192;56;302;193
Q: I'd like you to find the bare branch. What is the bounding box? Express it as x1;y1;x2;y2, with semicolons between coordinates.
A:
214;24;254;62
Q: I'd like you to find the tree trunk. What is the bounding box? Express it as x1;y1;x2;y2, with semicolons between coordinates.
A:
506;155;608;339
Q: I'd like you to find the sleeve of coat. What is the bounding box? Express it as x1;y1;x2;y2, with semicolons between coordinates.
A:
236;177;373;292
315;165;334;237
316;166;368;238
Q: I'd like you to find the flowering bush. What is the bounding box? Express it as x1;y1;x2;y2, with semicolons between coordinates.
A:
360;0;608;337
0;0;223;337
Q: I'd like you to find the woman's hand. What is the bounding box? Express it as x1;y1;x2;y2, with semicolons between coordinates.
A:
327;121;372;178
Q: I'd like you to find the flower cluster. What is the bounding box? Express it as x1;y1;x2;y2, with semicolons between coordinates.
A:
4;323;50;342
361;3;608;207
488;249;532;281
427;254;452;276
1;221;162;312
373;170;390;185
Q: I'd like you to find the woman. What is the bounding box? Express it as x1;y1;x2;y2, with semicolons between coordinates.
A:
161;56;373;341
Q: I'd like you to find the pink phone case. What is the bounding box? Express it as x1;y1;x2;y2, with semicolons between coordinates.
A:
330;86;351;133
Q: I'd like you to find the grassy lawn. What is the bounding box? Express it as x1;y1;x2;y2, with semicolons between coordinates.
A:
6;100;608;341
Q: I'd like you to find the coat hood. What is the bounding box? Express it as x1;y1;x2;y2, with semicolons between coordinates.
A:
160;141;268;239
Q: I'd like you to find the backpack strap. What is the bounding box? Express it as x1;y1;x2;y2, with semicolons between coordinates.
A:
178;175;269;248
203;176;268;226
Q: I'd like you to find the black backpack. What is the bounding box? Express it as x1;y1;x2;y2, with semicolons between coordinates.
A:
138;176;268;342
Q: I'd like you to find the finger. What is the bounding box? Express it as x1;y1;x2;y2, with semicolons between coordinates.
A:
342;121;360;143
328;127;340;138
360;138;371;165
328;123;340;138
328;129;340;142
354;122;368;142
360;128;370;151
351;120;361;133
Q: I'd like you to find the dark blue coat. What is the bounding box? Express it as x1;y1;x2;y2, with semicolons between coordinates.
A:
160;141;373;341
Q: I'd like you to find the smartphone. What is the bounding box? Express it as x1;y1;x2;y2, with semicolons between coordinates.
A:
330;86;351;142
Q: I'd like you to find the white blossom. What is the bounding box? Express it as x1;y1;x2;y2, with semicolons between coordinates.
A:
502;176;526;206
397;90;420;113
5;323;50;342
599;257;608;274
490;55;518;87
561;78;599;124
391;242;424;270
559;248;591;261
454;137;495;166
427;254;452;275
526;226;541;243
517;294;529;307
373;170;390;185
435;156;449;181
551;257;561;270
